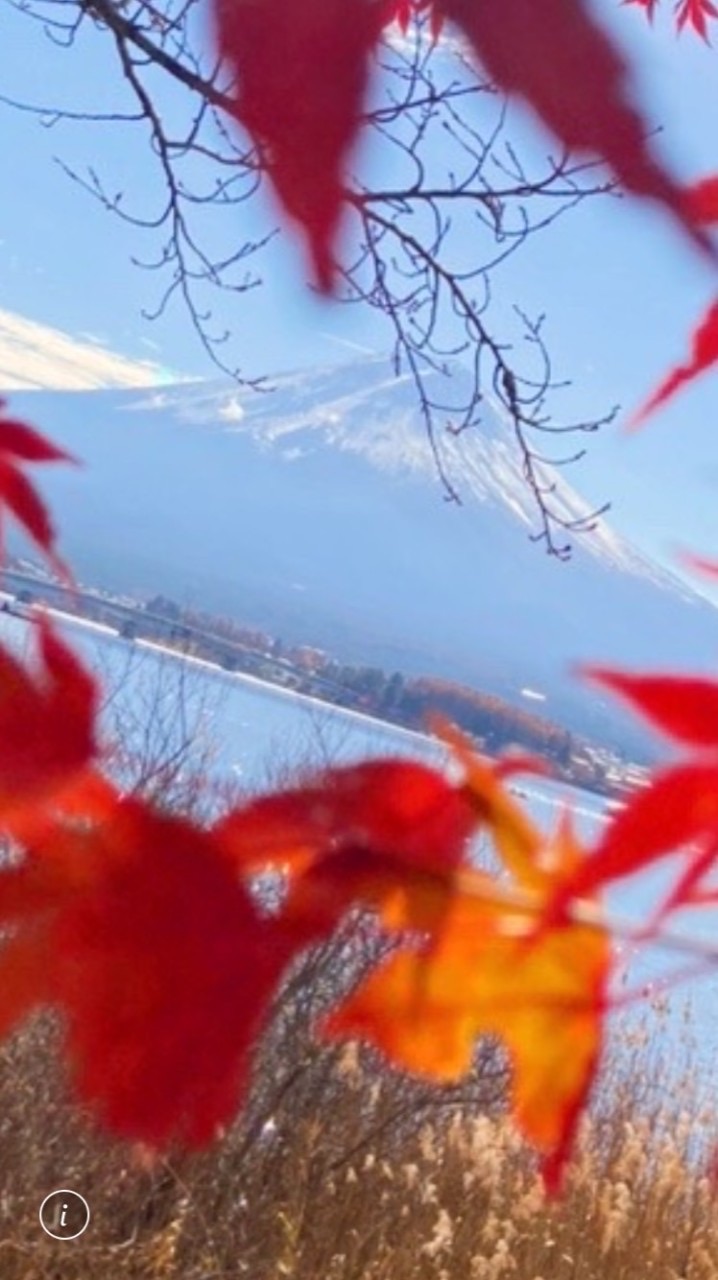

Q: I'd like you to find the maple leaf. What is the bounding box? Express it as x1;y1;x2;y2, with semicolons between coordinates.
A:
622;0;716;40
0;800;322;1147
0;715;610;1178
217;735;557;942
389;0;442;36
219;722;572;940
624;0;718;35
0;616;98;823
683;175;718;223
582;668;718;749
0;403;76;579
390;0;416;30
214;0;392;292
676;0;718;38
435;719;565;892
325;814;609;1189
623;0;660;19
628;298;718;427
565;763;718;899
216;756;477;879
273;726;611;1184
556;668;718;904
437;0;713;256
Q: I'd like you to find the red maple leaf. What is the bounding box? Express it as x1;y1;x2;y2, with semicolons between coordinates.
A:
0;800;323;1147
0;404;76;579
624;0;660;15
676;0;718;39
565;763;718;898
628;298;718;426
436;0;714;255
0;616;98;823
622;0;718;37
214;0;392;292
683;175;718;223
555;669;718;909
581;668;718;749
216;756;477;879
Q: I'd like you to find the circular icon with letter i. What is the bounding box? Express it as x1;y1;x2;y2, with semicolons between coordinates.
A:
39;1189;90;1240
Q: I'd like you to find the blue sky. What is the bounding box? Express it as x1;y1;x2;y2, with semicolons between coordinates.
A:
1;1;718;585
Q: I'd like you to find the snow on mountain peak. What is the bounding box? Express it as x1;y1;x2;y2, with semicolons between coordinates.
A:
124;356;679;589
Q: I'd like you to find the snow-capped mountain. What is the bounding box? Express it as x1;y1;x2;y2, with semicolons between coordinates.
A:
5;356;718;753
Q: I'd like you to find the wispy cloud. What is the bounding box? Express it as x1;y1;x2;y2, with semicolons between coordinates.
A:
0;308;170;393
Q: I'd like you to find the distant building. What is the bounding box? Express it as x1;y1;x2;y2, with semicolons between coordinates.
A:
289;645;327;673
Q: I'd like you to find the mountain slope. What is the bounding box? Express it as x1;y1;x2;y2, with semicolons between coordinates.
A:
6;356;717;754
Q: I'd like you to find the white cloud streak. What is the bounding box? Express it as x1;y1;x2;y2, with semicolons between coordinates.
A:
0;308;166;393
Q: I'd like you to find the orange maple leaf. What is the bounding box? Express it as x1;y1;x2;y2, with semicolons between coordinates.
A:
273;724;610;1185
324;810;609;1189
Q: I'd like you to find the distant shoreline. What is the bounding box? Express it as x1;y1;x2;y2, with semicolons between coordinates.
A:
0;580;615;814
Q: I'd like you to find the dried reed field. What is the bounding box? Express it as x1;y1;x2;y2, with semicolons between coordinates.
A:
1;957;717;1280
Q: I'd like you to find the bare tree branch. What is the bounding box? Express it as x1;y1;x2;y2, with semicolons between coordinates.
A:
2;0;621;551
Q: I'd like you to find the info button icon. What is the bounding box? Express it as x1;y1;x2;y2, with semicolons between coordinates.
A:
39;1189;90;1240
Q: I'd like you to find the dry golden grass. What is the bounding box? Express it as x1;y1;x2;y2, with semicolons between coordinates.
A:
1;963;717;1280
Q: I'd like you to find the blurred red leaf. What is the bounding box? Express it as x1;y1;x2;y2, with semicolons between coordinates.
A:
684;175;718;223
680;550;718;578
438;0;714;254
0;410;75;464
623;0;718;36
216;757;477;878
389;0;436;29
582;667;718;749
628;298;718;427
214;0;390;291
0;800;322;1148
561;764;718;898
0;403;76;578
0;617;98;821
390;0;416;29
0;461;67;578
623;0;660;18
676;0;718;38
0;932;54;1042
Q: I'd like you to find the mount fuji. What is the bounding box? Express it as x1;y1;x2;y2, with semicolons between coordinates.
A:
5;356;718;755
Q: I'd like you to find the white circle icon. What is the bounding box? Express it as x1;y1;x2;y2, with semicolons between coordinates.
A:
39;1189;90;1240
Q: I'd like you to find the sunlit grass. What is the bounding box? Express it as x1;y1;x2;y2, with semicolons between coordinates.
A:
0;976;716;1278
